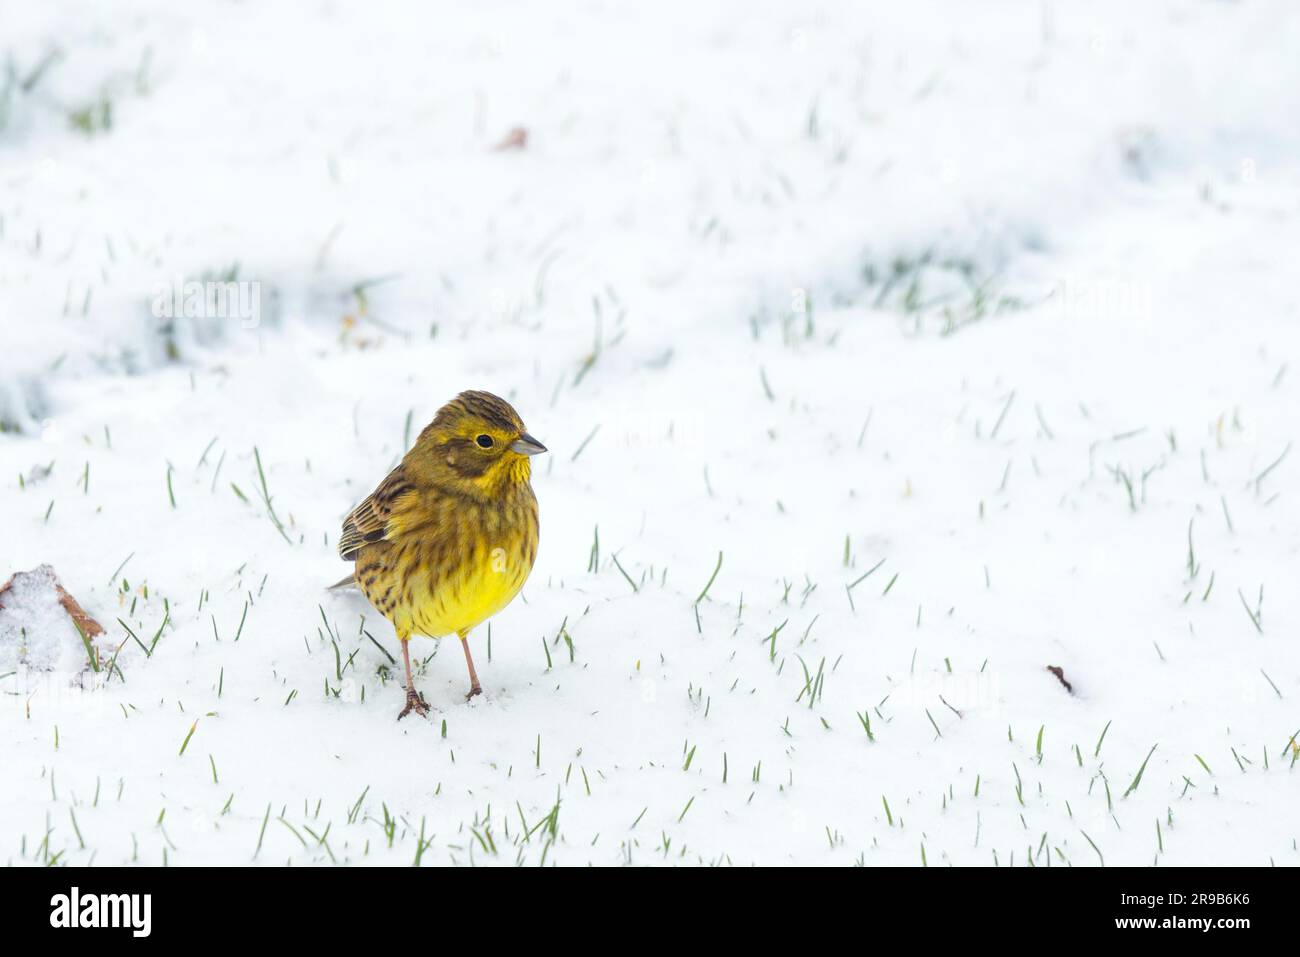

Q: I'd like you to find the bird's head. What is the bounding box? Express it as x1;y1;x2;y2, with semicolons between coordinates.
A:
411;390;546;496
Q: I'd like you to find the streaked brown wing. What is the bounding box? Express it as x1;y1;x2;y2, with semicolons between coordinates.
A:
338;466;419;561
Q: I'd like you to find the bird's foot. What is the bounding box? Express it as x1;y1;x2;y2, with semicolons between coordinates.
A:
465;684;482;702
397;688;431;720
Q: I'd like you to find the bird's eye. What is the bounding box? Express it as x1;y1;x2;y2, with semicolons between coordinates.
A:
475;434;494;449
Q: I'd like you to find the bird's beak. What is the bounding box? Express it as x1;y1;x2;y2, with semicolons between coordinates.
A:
511;433;548;456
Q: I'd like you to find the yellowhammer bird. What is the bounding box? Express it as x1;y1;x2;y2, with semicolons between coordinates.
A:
336;390;545;719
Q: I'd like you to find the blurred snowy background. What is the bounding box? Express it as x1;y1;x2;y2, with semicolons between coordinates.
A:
1;0;1298;866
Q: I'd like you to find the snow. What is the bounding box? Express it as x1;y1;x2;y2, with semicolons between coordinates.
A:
0;564;92;675
1;0;1298;866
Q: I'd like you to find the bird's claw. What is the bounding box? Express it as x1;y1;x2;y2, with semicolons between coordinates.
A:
465;685;482;702
397;689;431;720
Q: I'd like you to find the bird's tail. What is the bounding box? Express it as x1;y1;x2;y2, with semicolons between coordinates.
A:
327;573;358;591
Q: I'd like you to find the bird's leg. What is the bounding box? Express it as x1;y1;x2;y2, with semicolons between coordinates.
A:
459;631;482;700
397;636;430;720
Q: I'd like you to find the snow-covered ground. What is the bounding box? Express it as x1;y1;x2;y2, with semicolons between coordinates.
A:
2;0;1298;866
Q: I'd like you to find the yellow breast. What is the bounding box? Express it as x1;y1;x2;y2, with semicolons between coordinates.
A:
411;540;531;637
356;477;539;641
